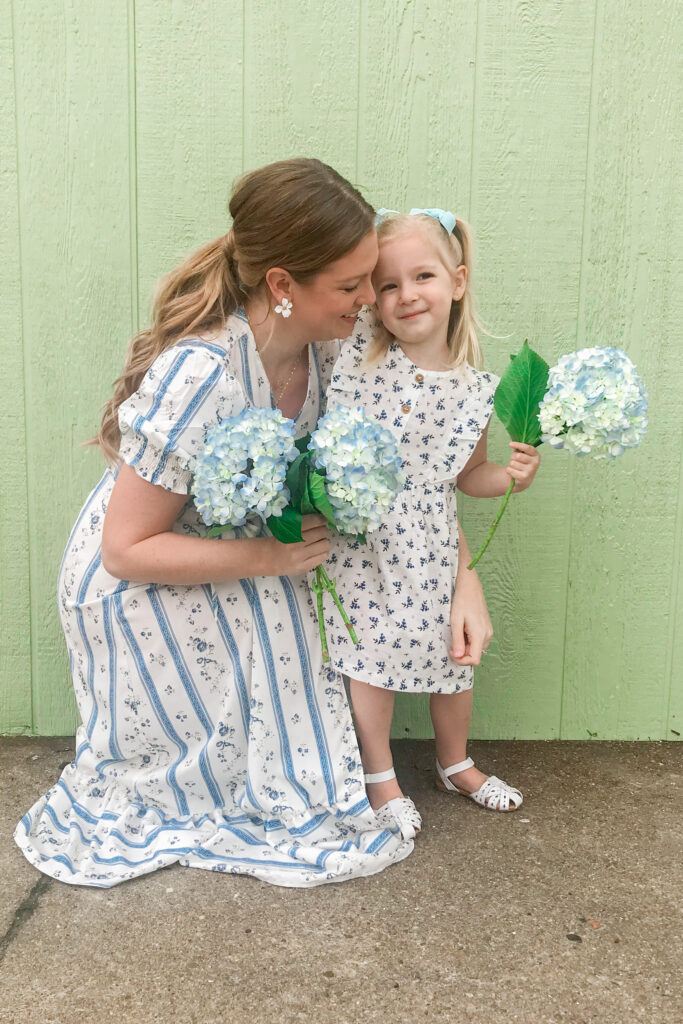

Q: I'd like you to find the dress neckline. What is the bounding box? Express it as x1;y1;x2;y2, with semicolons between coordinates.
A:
235;309;314;422
389;341;463;378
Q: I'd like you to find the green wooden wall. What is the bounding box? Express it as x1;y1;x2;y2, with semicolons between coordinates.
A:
2;0;681;740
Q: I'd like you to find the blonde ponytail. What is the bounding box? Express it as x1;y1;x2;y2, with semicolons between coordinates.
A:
448;218;483;370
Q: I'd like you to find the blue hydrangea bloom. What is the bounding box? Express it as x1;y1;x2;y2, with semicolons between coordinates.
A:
192;407;298;527
538;347;647;459
308;407;404;534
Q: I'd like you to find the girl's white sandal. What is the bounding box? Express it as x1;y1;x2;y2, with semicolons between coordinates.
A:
435;757;523;812
364;768;422;840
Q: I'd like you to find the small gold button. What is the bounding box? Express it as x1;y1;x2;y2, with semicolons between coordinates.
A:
401;403;411;414
415;373;424;383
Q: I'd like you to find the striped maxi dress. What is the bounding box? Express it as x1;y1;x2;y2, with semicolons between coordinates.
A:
15;311;412;887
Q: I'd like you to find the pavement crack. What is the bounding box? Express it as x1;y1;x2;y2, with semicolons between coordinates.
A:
0;876;53;964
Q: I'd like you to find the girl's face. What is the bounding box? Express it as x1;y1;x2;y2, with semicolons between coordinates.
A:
286;231;378;341
373;229;465;361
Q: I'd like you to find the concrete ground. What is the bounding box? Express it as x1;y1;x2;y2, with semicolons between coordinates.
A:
0;738;681;1024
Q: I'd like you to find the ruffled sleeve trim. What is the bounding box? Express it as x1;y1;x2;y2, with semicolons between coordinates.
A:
465;365;498;434
118;343;245;494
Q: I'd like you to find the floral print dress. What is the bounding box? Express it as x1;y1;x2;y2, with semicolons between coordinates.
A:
325;325;498;693
15;312;412;887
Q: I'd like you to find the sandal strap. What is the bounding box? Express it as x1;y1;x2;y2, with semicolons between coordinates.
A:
439;756;474;777
470;776;523;811
364;767;397;785
374;796;422;840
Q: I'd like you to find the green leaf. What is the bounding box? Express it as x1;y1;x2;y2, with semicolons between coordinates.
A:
300;473;316;515
285;451;311;509
493;340;549;447
308;471;338;529
206;524;229;538
294;433;311;455
267;506;303;543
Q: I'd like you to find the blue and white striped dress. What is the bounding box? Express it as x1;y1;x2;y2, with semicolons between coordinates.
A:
15;312;412;887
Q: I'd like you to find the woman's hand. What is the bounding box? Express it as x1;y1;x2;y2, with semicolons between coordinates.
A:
102;465;330;584
267;515;331;576
506;441;541;492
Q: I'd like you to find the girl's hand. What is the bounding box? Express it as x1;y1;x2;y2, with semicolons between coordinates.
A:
449;566;493;666
268;514;331;576
506;442;541;492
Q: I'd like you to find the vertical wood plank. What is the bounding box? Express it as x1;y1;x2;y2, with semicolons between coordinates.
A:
13;1;134;734
242;0;360;180
387;1;596;739
462;0;596;740
561;0;683;739
352;0;478;738
357;0;477;213
664;166;683;736
665;451;683;741
134;0;245;316
0;4;32;733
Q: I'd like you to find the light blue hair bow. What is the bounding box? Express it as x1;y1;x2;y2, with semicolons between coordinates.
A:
374;207;457;234
409;208;457;234
374;208;400;225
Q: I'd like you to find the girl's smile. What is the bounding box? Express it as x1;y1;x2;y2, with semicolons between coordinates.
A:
373;230;466;368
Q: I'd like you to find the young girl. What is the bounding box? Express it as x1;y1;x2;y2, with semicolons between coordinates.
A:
325;209;540;839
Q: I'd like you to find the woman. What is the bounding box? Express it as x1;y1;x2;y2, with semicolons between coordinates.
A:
16;159;493;887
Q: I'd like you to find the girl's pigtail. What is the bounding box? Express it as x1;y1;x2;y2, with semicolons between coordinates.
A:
449;219;484;370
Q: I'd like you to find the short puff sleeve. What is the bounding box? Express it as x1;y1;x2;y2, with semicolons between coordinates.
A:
118;344;245;493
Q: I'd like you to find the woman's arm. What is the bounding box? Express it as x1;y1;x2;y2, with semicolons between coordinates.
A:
102;464;329;584
449;524;493;666
457;426;540;497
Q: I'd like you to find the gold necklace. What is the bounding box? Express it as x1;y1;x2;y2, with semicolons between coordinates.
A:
272;348;304;405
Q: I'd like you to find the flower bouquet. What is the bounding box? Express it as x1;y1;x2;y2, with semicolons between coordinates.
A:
192;405;404;660
468;342;648;568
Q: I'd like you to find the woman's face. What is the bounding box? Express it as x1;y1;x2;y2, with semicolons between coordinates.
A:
288;231;378;341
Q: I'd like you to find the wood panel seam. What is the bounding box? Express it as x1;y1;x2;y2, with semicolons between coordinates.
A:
467;0;480;220
128;0;139;334
9;0;34;734
663;434;683;736
559;0;601;739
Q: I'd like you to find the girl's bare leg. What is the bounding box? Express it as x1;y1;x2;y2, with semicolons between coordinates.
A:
430;689;489;792
350;678;402;808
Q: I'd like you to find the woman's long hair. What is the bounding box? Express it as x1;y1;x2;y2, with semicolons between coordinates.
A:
91;159;375;463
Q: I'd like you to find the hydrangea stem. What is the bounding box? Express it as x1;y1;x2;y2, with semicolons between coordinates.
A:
312;568;330;662
310;564;359;662
468;478;515;570
318;565;359;644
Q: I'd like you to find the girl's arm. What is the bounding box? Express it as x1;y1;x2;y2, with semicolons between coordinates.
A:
457;425;540;497
449;525;493;666
102;464;329;584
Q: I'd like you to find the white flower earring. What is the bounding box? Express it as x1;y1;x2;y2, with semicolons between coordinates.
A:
274;298;293;318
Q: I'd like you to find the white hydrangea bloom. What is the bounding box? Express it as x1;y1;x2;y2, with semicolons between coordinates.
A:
192;407;298;526
308;407;404;535
538;347;647;460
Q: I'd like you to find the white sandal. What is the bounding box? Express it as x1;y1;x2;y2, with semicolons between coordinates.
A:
364;768;422;840
435;757;523;812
